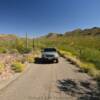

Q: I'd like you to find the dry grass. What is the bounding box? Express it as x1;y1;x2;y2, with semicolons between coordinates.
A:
59;50;100;78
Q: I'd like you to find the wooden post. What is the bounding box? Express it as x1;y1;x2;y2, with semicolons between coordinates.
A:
26;32;28;48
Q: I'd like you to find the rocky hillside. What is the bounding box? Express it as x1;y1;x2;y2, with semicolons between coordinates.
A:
46;33;63;38
0;34;17;41
64;27;100;36
45;27;100;38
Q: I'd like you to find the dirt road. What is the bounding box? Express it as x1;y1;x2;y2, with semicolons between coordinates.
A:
0;58;97;100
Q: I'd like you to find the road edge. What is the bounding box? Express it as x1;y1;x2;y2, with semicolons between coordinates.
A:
0;63;31;91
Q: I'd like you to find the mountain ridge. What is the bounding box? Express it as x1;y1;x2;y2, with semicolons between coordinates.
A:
45;27;100;38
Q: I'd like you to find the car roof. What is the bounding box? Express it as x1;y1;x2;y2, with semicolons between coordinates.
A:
44;47;56;49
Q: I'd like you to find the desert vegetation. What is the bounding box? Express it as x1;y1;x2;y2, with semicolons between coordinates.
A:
37;27;100;79
0;27;100;81
11;61;25;72
0;34;36;80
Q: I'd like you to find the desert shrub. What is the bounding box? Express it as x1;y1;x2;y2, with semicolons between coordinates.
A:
79;48;100;69
11;61;25;72
80;62;99;77
21;47;32;54
9;49;19;54
17;46;32;54
58;45;77;56
27;55;34;63
15;38;32;54
0;47;8;53
25;54;34;63
88;67;99;78
60;49;100;78
0;62;4;73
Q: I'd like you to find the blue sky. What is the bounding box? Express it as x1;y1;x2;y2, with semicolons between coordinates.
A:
0;0;100;36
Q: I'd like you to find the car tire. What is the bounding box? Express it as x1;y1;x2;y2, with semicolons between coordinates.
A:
55;59;59;63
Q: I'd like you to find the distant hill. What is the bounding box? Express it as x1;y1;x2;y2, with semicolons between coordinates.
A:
64;27;100;36
45;27;100;38
46;33;63;38
0;34;17;41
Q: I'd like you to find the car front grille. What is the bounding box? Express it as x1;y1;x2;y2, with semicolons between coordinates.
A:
46;55;54;57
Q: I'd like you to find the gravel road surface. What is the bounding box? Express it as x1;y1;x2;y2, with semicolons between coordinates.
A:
0;58;96;100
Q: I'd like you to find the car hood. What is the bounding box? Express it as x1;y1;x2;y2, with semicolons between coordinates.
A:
42;52;58;56
43;52;57;55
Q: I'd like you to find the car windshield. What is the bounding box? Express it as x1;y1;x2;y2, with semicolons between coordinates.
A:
44;48;56;52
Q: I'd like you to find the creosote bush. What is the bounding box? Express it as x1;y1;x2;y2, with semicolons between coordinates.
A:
11;61;25;72
23;54;34;63
27;55;34;63
9;49;19;54
0;47;8;53
17;46;32;54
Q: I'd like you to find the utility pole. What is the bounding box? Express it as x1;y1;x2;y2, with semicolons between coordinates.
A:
26;32;28;48
33;37;35;49
33;33;35;49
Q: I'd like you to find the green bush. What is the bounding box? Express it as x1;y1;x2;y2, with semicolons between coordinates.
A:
9;49;19;54
0;47;8;53
80;62;99;77
15;38;32;54
79;48;100;69
17;46;32;54
11;61;25;72
20;47;32;54
88;67;99;78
